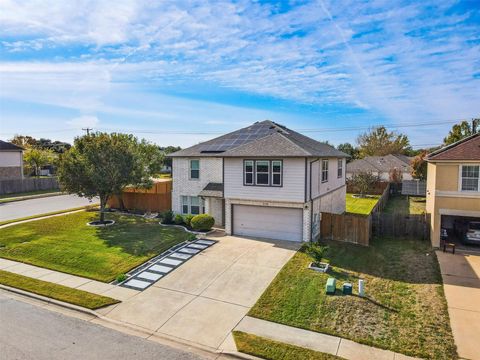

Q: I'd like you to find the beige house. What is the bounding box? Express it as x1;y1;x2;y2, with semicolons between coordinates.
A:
426;133;480;247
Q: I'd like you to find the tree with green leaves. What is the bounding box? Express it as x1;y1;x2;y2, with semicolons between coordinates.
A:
23;148;56;177
347;171;380;197
58;133;164;223
443;120;478;145
337;142;359;162
410;151;428;180
357;126;410;157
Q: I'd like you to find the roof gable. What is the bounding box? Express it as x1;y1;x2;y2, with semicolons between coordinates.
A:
0;140;23;151
169;120;348;158
428;133;480;161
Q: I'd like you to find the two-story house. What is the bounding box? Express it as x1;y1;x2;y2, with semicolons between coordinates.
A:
426;133;480;247
169;120;348;242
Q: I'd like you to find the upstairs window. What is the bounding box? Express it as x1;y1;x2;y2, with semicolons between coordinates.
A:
272;160;282;186
322;159;329;183
337;159;343;178
256;160;270;185
461;165;479;191
243;160;283;187
190;159;199;179
244;160;254;185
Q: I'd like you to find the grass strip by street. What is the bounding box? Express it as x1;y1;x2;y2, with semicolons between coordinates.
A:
249;237;456;360
233;331;344;360
345;193;380;215
0;211;195;282
0;190;63;204
0;205;98;227
0;270;119;310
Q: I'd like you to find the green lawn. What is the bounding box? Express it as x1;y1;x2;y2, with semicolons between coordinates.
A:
0;270;119;309
0;211;195;282
233;331;344;360
249;237;456;360
383;195;426;215
345;193;380;215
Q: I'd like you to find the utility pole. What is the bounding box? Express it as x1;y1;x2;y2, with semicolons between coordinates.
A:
82;128;93;135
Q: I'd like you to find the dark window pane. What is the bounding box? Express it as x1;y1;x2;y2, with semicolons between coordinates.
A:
182;205;189;214
256;164;269;172
246;173;253;184
191;206;200;214
191;169;199;179
245;164;253;172
257;173;269;184
190;160;199;170
273;174;281;185
272;161;281;172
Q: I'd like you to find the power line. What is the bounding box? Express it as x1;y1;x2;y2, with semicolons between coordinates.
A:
82;128;93;135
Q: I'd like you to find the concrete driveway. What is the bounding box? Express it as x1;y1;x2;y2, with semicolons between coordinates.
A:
0;194;96;222
104;235;299;350
436;250;480;360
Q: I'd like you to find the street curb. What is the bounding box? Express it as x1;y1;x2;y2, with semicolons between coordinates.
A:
0;192;63;204
1;285;256;360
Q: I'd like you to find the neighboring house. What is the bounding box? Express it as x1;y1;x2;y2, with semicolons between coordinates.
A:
426;133;480;247
0;140;24;180
346;154;413;181
169;120;348;242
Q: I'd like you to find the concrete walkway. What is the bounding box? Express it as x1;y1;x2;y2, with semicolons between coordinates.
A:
436;250;480;360
231;316;419;360
0;258;139;301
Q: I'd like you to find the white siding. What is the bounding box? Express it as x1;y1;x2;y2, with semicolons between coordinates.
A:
0;151;22;167
171;157;223;214
224;158;306;202
310;158;346;199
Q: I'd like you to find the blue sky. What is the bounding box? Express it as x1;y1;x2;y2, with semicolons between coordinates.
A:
0;0;479;148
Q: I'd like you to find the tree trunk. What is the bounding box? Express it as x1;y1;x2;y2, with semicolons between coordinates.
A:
118;194;125;211
99;195;108;223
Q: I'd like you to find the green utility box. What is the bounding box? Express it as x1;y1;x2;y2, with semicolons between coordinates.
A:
326;277;336;295
342;282;353;295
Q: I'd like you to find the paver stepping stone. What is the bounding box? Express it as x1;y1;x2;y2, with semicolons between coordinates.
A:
149;264;174;274
137;271;163;281
170;252;192;260
178;247;200;254
124;279;151;290
196;240;215;245
188;243;208;250
159;258;183;266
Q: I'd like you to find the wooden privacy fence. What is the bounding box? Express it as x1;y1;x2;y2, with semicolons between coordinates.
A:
371;182;391;214
108;179;172;213
372;213;430;240
320;212;371;246
0;177;59;195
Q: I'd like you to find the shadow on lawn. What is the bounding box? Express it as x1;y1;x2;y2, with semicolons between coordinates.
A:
311;236;442;285
93;214;192;257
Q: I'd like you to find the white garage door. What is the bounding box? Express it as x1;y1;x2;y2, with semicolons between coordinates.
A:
233;205;303;242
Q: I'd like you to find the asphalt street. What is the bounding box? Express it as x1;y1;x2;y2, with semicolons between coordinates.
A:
0;292;204;360
0;194;96;222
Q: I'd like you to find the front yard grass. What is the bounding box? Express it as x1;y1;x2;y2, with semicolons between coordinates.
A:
0;270;119;309
233;331;344;360
0;211;195;282
383;195;426;215
345;193;380;215
249;237;456;360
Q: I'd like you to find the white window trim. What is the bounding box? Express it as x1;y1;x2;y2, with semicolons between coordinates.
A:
255;160;270;186
189;159;200;180
458;164;480;192
181;196;205;215
337;159;343;178
244;160;254;185
321;159;329;183
271;160;282;187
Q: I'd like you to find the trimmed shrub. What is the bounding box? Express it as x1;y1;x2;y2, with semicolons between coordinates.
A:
183;214;195;228
116;273;127;282
161;210;174;224
190;214;215;232
174;214;184;225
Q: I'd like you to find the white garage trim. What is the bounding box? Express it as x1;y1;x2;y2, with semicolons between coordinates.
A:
232;204;303;242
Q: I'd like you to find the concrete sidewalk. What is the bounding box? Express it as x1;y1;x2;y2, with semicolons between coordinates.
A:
436;250;480;360
0;258;139;301
231;316;419;360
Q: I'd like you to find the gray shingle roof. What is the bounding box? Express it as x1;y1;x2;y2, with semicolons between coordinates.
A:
0;140;23;151
169;120;348;158
347;154;412;174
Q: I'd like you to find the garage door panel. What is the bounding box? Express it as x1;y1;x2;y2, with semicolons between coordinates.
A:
233;205;302;242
